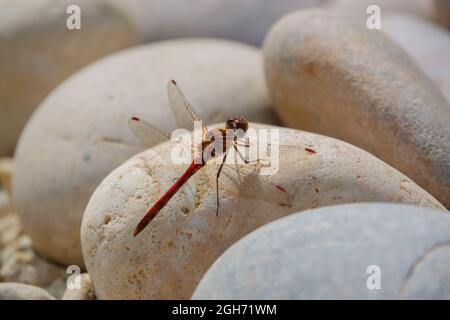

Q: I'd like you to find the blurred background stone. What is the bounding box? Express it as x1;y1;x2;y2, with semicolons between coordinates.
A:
0;282;56;300
384;14;450;103
109;0;329;45
0;158;12;196
0;190;12;219
0;158;13;219
45;274;70;299
264;9;450;208
0;212;68;298
0;214;21;250
435;0;450;28
0;0;135;156
193;203;450;299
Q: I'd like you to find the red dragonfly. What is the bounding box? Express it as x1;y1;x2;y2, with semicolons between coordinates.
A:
129;80;320;236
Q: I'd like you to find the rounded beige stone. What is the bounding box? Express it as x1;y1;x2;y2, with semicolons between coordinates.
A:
0;282;55;300
0;0;134;156
12;38;278;266
263;9;450;208
81;124;445;300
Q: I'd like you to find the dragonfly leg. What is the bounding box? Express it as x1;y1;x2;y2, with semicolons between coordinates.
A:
233;144;260;164
216;152;227;217
235;138;250;148
235;142;250;147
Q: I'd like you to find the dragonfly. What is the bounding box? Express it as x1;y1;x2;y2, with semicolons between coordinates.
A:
129;80;320;237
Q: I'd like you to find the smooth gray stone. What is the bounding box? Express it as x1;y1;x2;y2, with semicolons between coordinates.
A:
192;203;450;299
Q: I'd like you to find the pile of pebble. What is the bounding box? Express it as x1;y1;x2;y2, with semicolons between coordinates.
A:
0;0;449;299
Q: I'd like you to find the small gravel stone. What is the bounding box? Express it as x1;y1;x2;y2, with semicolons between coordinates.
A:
0;214;21;249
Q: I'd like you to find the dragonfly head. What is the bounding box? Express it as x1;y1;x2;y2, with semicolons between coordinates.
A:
226;116;248;138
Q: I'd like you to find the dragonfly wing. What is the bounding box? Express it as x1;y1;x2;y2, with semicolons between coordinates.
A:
214;138;322;206
129;115;200;186
219;162;292;206
235;136;320;165
167;80;203;132
129;116;171;147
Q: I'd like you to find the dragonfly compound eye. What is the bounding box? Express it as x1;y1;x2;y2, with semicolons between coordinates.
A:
236;117;249;133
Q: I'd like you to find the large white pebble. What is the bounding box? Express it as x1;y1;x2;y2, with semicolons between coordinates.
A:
13;39;278;266
384;14;450;102
263;9;450;208
81;124;444;300
0;0;134;156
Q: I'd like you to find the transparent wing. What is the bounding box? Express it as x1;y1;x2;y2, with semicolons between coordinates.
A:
219;162;292;206
167;80;203;132
233;135;320;168
128;116;171;147
204;138;322;206
129;114;203;183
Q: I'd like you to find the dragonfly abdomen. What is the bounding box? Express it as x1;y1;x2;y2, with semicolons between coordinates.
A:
133;160;204;236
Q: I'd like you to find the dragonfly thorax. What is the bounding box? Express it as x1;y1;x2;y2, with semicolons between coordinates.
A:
202;127;237;162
